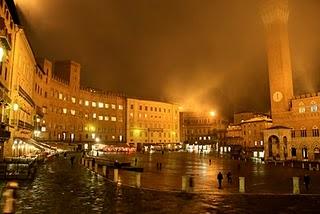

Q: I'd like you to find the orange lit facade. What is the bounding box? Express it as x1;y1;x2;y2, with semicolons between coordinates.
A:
126;98;180;149
262;0;320;161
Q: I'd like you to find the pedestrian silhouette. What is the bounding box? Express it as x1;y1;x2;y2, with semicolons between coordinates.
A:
304;174;311;191
70;156;75;166
227;172;232;184
134;158;137;166
209;159;212;165
217;172;223;189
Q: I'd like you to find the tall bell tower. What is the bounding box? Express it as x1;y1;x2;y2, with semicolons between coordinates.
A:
261;0;294;119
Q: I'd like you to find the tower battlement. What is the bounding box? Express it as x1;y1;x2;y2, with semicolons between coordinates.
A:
260;0;289;25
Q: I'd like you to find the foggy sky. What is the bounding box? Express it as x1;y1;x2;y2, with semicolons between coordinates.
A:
14;0;320;118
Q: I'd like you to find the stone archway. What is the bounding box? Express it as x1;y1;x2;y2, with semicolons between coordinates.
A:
268;135;280;160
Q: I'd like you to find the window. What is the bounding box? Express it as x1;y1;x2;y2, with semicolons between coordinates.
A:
63;108;67;114
98;116;103;120
130;104;134;109
312;127;319;137
150;107;153;111
300;128;307;137
104;116;109;121
298;102;305;113
111;104;116;109
311;102;318;112
105;103;109;108
85;100;89;106
92;102;96;107
59;93;63;100
130;113;133;117
79;99;83;105
111;116;117;121
145;106;148;111
70;110;75;115
291;130;296;138
42;107;47;114
93;113;96;119
85;114;88;118
119;105;123;110
71;97;76;103
98;102;104;108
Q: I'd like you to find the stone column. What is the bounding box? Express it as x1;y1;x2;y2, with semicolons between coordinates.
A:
239;177;245;193
292;177;300;194
102;166;107;176
136;172;141;188
181;176;188;192
81;158;85;165
89;160;92;170
114;169;119;183
95;163;98;173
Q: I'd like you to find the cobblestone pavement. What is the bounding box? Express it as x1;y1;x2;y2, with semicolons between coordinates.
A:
15;153;320;213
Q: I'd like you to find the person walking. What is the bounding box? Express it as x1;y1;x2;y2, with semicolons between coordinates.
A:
70;156;75;166
134;158;138;166
217;172;223;189
304;174;311;191
209;159;212;165
227;172;232;184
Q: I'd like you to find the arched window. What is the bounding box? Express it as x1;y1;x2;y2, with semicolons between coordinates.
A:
298;102;306;113
312;126;319;137
300;127;307;137
311;101;318;112
291;129;295;138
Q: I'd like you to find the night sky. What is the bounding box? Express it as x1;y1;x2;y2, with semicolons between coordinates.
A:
14;0;320;118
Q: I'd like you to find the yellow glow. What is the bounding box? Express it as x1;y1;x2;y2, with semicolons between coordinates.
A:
13;103;19;111
210;111;216;117
0;47;4;62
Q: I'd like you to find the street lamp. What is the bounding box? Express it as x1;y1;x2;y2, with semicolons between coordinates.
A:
210;111;216;117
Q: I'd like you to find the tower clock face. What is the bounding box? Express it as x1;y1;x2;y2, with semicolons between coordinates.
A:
273;91;283;102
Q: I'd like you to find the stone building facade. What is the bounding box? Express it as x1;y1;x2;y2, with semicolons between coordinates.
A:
262;0;320;161
180;111;228;147
126;98;180;150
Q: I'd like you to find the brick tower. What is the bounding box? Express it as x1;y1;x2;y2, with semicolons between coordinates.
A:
261;0;294;121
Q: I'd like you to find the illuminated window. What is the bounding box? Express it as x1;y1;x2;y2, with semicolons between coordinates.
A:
98;115;103;120
85;100;89;106
70;110;75;115
85;114;88;118
79;99;83;105
298;102;305;113
42;107;47;114
139;113;142;118
91;133;96;139
311;102;318;112
130;113;133;117
93;113;97;119
71;97;76;103
92;102;96;107
144;114;147;118
111;104;116;109
63;108;67;114
41;127;46;132
98;102;104;108
59;93;63;100
105;103;109;108
119;105;123;110
111;116;117;121
260;141;264;146
104;116;109;121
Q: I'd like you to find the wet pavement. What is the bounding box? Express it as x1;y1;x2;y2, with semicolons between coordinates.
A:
15;152;320;213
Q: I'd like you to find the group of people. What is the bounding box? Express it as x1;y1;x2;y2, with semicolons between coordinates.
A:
217;171;232;189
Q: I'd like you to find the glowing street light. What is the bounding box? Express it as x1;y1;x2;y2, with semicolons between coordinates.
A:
12;103;19;111
209;111;216;117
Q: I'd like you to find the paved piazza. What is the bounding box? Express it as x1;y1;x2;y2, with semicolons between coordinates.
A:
16;152;320;213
